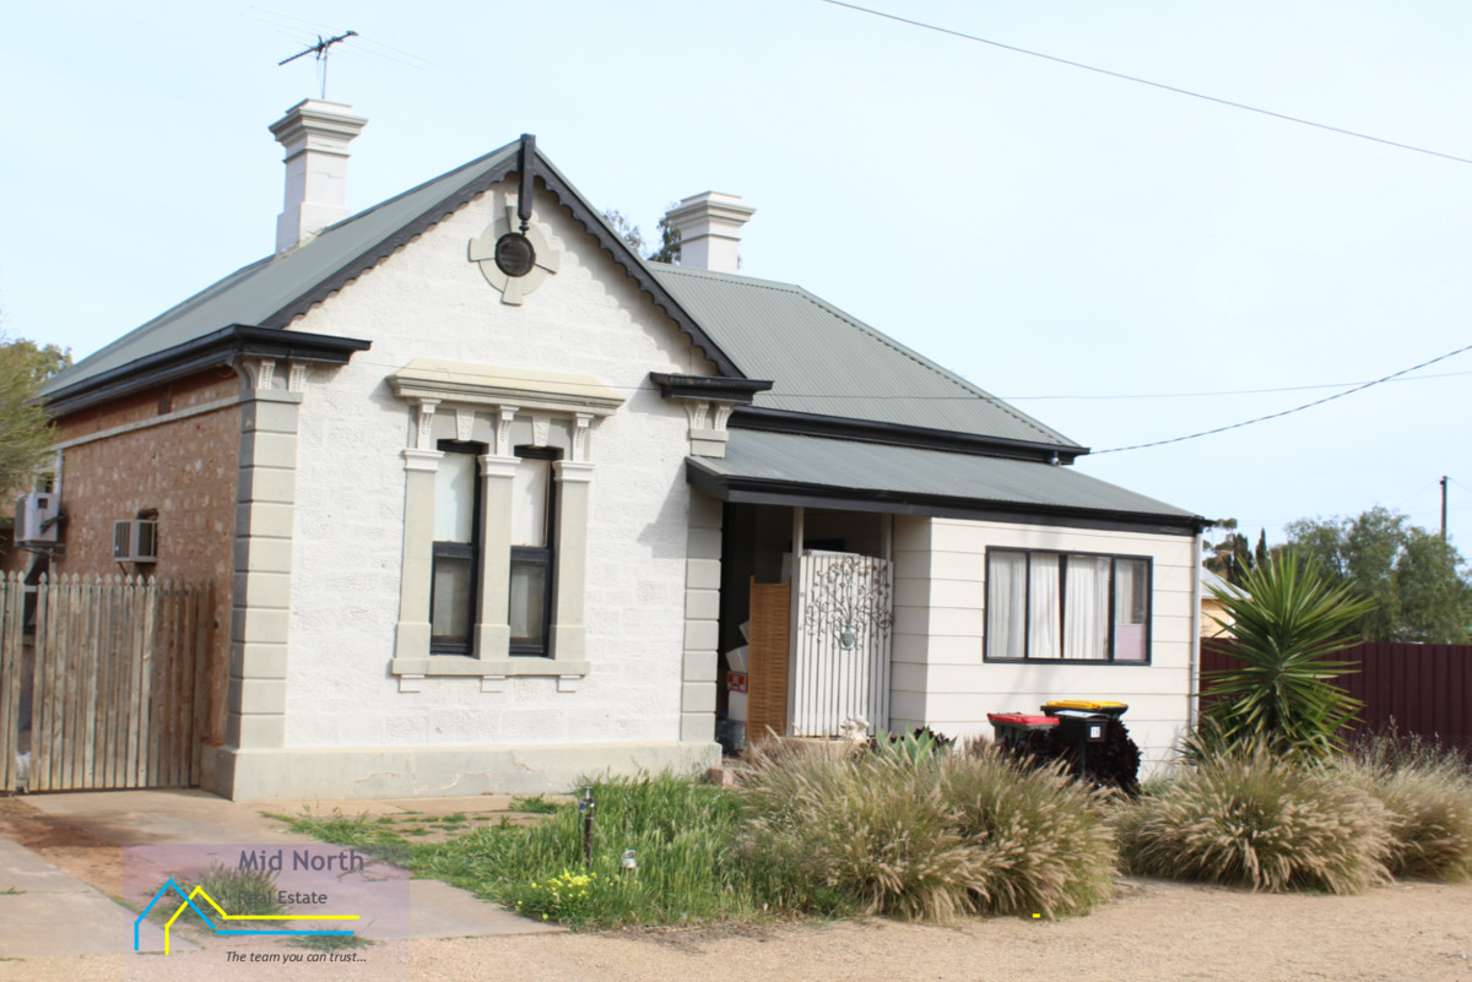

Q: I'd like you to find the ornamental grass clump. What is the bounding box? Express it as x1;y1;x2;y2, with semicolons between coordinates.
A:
1337;736;1472;881
1117;743;1392;894
739;741;981;921
941;744;1117;918
738;738;1119;921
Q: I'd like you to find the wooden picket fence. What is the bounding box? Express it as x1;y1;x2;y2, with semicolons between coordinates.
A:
0;573;213;792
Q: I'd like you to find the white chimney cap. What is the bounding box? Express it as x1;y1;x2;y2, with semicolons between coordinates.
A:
269;99;367;254
663;192;755;274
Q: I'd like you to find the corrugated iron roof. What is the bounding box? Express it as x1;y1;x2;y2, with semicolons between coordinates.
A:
693;429;1198;523
650;265;1077;448
45;140;1076;454
42;142;523;397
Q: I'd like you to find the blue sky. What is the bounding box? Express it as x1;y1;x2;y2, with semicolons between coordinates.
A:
3;0;1469;549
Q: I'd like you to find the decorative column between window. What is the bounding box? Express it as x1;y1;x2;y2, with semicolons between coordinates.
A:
550;459;595;690
474;448;519;661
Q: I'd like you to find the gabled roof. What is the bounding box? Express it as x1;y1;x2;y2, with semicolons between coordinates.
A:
43;140;743;406
43;136;1077;458
650;265;1080;452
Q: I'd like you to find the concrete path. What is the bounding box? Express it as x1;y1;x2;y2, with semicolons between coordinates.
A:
0;789;563;951
0;835;188;956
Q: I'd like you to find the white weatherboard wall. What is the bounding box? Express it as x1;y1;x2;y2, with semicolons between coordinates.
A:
223;179;721;798
891;516;1195;771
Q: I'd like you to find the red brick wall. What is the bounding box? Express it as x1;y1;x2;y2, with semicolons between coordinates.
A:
39;369;241;744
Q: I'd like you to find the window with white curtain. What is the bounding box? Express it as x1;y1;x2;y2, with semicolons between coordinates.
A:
984;549;1152;664
430;442;482;654
509;447;557;656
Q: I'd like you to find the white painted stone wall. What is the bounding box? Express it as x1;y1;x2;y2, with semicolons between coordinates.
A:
279;179;716;752
891;516;1196;770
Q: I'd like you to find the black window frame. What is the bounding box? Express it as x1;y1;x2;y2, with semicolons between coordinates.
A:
509;445;559;658
429;440;485;655
982;547;1153;665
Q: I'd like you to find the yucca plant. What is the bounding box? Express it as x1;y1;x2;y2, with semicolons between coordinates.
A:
1202;550;1375;757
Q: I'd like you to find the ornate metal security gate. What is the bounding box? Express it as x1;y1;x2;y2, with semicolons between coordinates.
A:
792;550;894;736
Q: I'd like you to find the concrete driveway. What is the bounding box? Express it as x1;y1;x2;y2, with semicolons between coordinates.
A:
0;789;561;959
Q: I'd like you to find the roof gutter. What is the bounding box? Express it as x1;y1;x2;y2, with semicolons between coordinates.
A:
686;458;1208;537
40;324;371;417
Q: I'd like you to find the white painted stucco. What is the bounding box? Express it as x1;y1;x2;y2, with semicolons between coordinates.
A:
891;516;1196;770
276;179;718;761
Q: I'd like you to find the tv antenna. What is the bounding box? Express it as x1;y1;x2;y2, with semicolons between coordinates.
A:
277;30;358;100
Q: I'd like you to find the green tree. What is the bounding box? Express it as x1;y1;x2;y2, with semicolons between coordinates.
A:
603;206;681;264
1284;507;1472;643
0;334;69;500
1202;550;1375;757
1202;518;1271;586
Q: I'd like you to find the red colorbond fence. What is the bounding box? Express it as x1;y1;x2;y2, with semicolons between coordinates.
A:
1200;640;1472;753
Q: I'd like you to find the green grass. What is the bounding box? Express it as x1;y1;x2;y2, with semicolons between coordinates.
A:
0;887;22;896
291;934;375;952
509;795;561;815
284;774;770;929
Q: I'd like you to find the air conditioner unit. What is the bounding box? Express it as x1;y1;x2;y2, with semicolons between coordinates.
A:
112;519;159;563
14;492;60;545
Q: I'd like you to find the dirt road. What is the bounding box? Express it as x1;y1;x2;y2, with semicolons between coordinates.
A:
6;876;1471;982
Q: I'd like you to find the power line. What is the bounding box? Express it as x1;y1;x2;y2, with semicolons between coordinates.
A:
815;0;1472;168
1003;369;1472;402
1092;340;1472;454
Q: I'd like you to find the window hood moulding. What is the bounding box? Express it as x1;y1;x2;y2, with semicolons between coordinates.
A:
389;358;624;415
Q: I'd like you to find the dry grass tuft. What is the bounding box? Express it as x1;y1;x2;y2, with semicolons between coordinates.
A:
1337;736;1472;882
737;738;1116;921
1117;743;1392;894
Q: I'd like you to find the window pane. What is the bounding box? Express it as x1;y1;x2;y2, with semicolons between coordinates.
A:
1028;553;1061;659
511;457;550;547
431;555;472;645
1113;558;1149;662
509;557;547;648
986;552;1027;660
434;452;477;543
1064;555;1111;660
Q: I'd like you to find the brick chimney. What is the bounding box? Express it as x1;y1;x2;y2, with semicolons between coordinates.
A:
268;99;367;254
662;192;755;274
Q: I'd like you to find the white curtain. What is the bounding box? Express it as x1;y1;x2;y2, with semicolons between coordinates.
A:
1028;553;1061;659
987;552;1027;659
510;457;550;547
1064;555;1111;660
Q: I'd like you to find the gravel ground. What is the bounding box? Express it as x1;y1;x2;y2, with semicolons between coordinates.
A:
5;876;1471;982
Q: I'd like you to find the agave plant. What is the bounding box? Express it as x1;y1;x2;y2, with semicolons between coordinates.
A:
1201;550;1374;757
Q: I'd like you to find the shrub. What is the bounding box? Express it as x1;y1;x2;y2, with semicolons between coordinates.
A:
1338;736;1472;881
941;745;1117;917
509;870;602;922
739;739;1118;921
870;727;955;765
1202;551;1374;757
1118;744;1392;894
739;742;979;921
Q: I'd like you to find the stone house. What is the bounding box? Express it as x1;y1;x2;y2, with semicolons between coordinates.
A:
26;100;1206;799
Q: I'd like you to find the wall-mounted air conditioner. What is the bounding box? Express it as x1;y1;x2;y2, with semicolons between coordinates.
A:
112;519;158;563
15;492;60;545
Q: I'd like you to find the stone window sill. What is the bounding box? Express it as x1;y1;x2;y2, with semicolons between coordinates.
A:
391;655;590;678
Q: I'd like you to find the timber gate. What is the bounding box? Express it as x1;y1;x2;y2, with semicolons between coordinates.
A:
0;574;212;792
